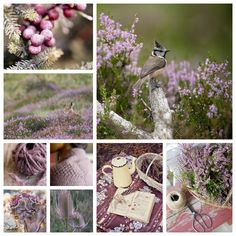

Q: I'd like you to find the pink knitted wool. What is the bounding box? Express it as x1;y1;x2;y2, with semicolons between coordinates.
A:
9;143;46;186
50;148;93;186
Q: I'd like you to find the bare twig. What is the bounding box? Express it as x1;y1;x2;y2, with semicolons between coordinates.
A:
140;98;152;112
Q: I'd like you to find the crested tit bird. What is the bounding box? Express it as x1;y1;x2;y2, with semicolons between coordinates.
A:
133;41;170;91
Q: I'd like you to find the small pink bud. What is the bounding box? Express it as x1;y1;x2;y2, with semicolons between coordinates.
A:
27;25;37;33
31;33;45;46
63;8;74;18
40;29;53;41
48;9;59;21
44;37;55;47
75;4;87;11
34;4;47;16
40;20;53;30
28;45;42;55
22;28;35;40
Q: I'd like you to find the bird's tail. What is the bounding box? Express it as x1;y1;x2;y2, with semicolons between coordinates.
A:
132;79;145;93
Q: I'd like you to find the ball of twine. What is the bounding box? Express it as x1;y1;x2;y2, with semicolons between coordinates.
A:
12;143;46;176
166;190;187;211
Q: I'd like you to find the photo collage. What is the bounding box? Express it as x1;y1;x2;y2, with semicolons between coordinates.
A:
1;1;233;234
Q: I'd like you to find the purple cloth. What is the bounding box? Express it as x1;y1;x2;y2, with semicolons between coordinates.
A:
97;156;163;232
51;148;93;186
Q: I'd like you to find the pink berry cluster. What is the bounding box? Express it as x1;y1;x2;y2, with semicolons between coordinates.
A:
21;4;87;55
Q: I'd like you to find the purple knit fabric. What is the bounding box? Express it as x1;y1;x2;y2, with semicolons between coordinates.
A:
9;143;46;185
50;148;93;186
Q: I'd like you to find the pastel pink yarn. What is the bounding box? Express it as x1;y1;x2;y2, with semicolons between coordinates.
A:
12;143;46;176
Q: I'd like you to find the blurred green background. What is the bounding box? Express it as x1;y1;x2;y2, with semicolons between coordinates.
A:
97;4;232;66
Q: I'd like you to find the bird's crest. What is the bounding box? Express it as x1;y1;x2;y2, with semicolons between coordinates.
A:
154;41;164;49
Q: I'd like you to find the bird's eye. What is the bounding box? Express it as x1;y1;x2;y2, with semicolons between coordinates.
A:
153;48;163;53
151;51;157;56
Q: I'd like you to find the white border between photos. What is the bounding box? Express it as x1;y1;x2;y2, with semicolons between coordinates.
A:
0;0;235;236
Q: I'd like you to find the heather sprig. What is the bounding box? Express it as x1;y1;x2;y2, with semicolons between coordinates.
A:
178;144;232;206
97;13;142;75
97;13;154;138
163;59;232;138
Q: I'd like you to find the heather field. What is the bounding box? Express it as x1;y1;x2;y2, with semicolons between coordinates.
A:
4;74;93;139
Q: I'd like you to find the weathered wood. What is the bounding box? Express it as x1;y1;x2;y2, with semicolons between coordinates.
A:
97;101;153;139
97;76;172;139
149;77;173;139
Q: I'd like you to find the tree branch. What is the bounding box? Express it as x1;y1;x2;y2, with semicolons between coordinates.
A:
97;101;153;139
149;77;173;139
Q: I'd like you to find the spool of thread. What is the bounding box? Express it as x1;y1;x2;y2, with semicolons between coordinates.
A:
167;190;187;210
12;143;46;176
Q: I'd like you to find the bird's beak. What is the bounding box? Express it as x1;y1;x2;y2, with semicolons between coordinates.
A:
165;49;170;53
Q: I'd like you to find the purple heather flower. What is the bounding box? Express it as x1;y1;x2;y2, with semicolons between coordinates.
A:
97;13;143;76
209;104;217;113
207;104;218;118
162;59;231;138
161;60;197;105
178;144;232;205
162;59;231;103
132;88;138;97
